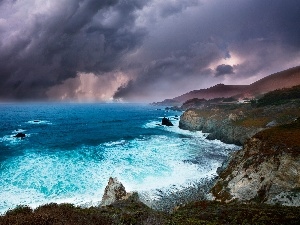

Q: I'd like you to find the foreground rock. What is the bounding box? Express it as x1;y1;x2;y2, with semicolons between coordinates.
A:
14;133;26;138
211;120;300;206
101;177;128;206
161;117;173;126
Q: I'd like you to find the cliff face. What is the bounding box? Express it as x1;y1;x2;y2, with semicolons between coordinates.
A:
179;100;300;145
179;108;261;145
211;120;300;206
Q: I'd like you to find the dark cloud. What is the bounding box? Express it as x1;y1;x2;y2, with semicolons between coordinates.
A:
114;0;300;101
114;42;220;101
0;0;147;100
215;64;234;76
0;0;300;101
154;0;199;18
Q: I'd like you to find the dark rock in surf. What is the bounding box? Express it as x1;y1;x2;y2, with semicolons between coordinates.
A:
14;133;25;138
34;120;40;123
162;117;173;126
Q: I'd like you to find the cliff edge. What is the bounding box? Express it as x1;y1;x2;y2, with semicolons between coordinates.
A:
179;107;261;145
179;98;300;145
211;119;300;206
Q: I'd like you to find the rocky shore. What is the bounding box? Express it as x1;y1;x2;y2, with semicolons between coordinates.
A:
211;119;300;205
179;101;300;145
1;86;300;224
1;176;300;224
179;107;261;145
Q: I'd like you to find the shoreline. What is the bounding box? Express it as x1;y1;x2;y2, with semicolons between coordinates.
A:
138;176;217;212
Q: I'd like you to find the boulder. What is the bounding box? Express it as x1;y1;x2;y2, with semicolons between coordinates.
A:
14;133;25;138
101;177;127;206
162;117;173;126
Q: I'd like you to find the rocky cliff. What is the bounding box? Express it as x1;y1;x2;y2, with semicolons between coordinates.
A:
179;100;300;145
101;177;128;206
179;107;262;145
211;119;300;206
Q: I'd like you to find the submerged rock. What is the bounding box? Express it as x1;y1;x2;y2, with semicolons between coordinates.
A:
162;117;173;126
14;133;25;138
101;177;127;206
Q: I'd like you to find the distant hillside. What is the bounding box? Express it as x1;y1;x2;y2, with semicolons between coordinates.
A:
174;84;248;103
248;66;300;95
153;66;300;106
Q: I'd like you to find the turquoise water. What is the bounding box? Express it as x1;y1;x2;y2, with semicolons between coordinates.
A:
0;103;238;213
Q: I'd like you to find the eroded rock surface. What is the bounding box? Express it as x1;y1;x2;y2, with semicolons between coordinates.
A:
179;109;260;145
101;177;127;206
211;120;300;206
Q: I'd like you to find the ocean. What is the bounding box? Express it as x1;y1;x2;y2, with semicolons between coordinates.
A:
0;103;239;213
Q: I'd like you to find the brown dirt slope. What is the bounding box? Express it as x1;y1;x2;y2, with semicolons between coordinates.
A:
154;66;300;105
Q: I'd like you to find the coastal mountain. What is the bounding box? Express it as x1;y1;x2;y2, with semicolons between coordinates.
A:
179;84;300;205
153;66;300;105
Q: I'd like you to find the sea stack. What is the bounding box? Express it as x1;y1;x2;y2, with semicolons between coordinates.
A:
14;133;26;138
162;117;173;126
101;177;127;206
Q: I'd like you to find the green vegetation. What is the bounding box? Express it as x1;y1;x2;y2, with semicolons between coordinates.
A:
254;118;300;156
257;85;300;107
1;200;300;225
169;201;300;225
0;199;166;225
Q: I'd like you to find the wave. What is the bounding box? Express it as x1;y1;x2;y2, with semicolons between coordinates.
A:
0;130;30;146
143;117;208;138
26;120;52;125
0;131;238;214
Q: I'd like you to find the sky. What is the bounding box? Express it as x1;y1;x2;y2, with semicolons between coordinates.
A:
0;0;300;102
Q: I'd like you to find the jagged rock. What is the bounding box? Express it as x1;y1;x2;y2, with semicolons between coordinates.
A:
101;177;127;206
162;117;173;126
14;133;25;138
211;121;300;206
266;120;277;127
179;109;260;145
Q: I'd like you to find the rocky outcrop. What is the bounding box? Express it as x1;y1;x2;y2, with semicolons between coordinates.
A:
101;177;128;206
179;109;261;145
162;117;173;126
14;133;26;138
101;177;140;206
211;120;300;206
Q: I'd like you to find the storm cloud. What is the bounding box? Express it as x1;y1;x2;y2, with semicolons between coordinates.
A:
215;64;234;77
0;0;300;101
0;0;147;100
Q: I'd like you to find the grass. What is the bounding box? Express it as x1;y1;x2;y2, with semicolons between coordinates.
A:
233;117;269;128
253;118;300;156
1;200;300;225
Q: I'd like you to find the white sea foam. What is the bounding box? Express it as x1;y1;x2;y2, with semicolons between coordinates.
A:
0;131;238;214
103;140;126;147
143;118;208;138
26;120;52;125
12;129;27;133
0;131;30;146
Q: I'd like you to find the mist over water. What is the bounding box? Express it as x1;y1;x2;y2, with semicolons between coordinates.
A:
0;103;239;213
